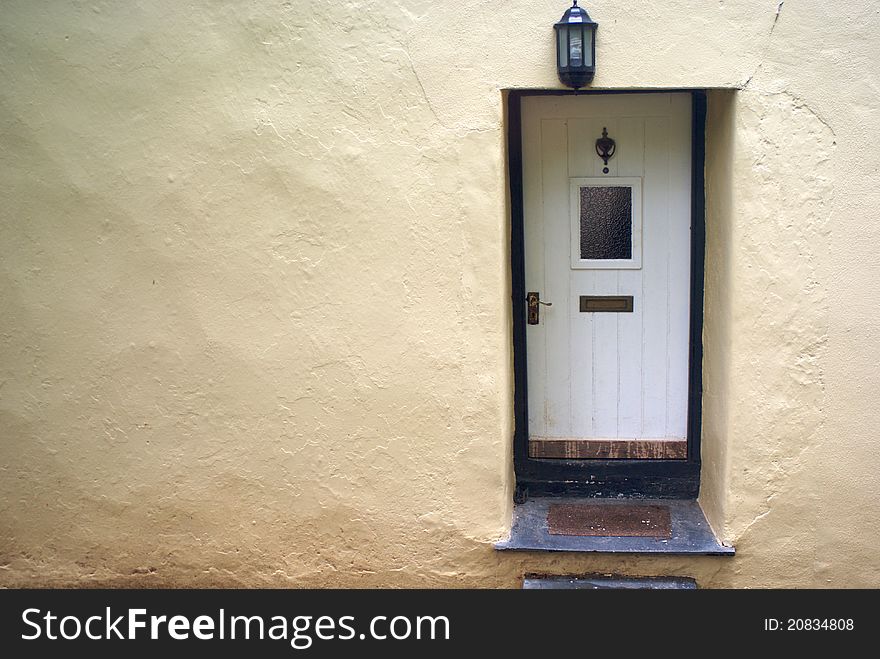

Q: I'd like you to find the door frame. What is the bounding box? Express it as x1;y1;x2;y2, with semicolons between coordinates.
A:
509;89;707;500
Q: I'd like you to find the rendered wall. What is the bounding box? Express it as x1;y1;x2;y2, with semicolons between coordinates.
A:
1;1;876;587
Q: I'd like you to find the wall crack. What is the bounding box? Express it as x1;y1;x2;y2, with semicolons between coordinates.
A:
742;1;785;89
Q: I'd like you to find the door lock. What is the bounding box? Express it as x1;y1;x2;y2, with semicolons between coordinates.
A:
526;292;552;325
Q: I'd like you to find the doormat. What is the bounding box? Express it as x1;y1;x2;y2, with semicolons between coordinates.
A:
547;503;672;538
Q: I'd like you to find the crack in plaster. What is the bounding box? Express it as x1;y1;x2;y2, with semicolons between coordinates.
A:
767;90;837;137
742;1;785;89
398;45;445;129
738;496;776;540
397;43;497;137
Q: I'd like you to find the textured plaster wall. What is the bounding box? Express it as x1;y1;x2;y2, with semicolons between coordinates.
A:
1;1;877;587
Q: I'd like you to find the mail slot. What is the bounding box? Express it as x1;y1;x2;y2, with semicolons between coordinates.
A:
579;295;634;312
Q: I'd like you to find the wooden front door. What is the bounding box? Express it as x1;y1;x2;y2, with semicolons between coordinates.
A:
523;93;692;460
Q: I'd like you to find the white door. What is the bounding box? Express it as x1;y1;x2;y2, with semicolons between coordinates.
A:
523;93;692;460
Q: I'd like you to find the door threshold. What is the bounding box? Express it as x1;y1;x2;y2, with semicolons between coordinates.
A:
494;497;733;555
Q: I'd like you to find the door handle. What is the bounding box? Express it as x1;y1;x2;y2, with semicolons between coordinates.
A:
526;292;552;325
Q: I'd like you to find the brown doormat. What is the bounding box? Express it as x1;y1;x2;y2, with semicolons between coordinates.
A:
547;503;672;538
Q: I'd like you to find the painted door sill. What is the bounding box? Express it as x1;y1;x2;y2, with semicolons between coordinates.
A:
494;497;734;555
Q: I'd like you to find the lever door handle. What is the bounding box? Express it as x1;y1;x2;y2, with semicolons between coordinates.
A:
526;292;551;325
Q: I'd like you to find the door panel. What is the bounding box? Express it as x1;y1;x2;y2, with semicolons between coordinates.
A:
523;93;692;457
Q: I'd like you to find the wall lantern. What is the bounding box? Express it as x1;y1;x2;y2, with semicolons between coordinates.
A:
554;1;598;89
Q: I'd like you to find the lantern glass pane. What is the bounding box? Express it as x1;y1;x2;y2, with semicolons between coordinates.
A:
557;29;568;67
583;27;594;67
570;28;583;67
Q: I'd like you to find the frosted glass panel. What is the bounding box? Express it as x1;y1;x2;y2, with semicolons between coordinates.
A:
557;30;568;67
583;30;594;66
579;186;632;260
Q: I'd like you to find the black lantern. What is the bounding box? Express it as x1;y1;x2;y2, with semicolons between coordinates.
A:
554;1;598;89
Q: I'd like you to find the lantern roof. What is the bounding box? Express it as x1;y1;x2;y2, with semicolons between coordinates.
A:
556;1;597;27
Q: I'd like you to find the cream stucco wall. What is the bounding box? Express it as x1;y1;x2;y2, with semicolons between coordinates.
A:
1;1;877;587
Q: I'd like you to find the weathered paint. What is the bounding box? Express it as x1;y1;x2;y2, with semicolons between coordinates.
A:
0;1;875;587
